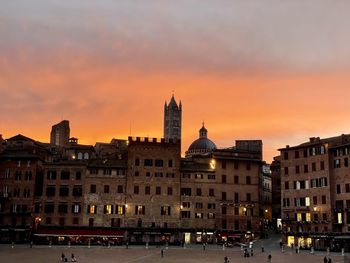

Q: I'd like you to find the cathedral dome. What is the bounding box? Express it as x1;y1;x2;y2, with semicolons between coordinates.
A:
186;123;216;157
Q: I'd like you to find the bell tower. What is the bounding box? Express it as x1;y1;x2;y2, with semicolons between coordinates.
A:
164;95;182;141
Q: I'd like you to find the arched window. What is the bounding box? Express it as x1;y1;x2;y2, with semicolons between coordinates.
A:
84;153;89;160
77;152;83;160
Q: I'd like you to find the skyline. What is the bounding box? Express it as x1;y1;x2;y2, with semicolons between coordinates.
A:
2;1;350;162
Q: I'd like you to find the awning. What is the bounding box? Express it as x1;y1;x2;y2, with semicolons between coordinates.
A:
34;229;125;238
218;232;242;238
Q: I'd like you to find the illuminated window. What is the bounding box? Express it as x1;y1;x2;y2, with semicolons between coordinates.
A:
338;213;343;224
117;205;125;215
297;213;302;222
306;213;311;222
89;205;96;214
105;205;113;214
305;197;310;207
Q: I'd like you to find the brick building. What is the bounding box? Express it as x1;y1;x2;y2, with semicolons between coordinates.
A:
279;135;350;251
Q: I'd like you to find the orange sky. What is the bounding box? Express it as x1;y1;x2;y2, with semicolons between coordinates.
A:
1;1;350;162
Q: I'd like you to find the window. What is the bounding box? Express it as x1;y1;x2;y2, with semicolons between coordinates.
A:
161;206;171;215
246;162;251;170
208;174;215;180
322;195;327;204
234;176;239;184
104;205;113;214
304;165;308;173
285;181;289;190
154;172;163;177
146;172;151;177
135;205;145;215
320;146;325;154
155;159;163;167
166;173;175;178
209;188;214;197
322;213;327;221
303;149;308;158
24;171;32;180
222;206;227;215
47;171;57;180
346;184;350;193
284;152;289;160
345;158;349;167
58;186;68;197
195;173;203;179
195;202;203;209
181;188;191;196
313;196;317;205
168;160;173;167
117;205;125;215
90;184;96;193
104;185;110;194
337;213;343;224
72;204;81;214
134;186;139;194
312;163;316;172
181;211;191;218
89;168;98;175
145;186;150;195
208;203;216;209
246;193;251;202
73;218;79;225
222;174;227;184
46;186;56;197
73;186;82;197
167;187;172;195
234;192;239;203
305;197;310;207
182;202;190;208
134;171;139;177
320;161;325;170
337;184;341;194
117;185;123;193
58;204;68;213
75;171;81;180
196;188;202;196
103;169;112;175
246;176;251;185
284;167;289;175
156;186;161;195
195;213;204;219
295;151;299;159
23;189;30;198
222;192;226;201
334;159;341;168
222;160;226;169
208;213;215;219
44;203;55;213
135;158;140;166
144;159;153;166
234;162;239;169
4;168;10;179
88;205;97;214
61;171;70;180
15;171;22;180
296;165;300;174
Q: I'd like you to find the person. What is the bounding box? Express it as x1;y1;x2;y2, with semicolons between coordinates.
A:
261;245;264;252
324;256;328;263
280;241;283;249
71;253;77;262
203;243;206;250
64;257;68;262
251;249;254;257
61;253;65;262
224;256;228;263
328;258;332;263
161;248;164;258
267;254;272;263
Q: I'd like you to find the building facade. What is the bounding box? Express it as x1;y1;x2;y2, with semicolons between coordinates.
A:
280;135;350;251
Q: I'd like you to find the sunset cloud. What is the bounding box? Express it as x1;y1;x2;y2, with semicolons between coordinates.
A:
1;1;350;161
